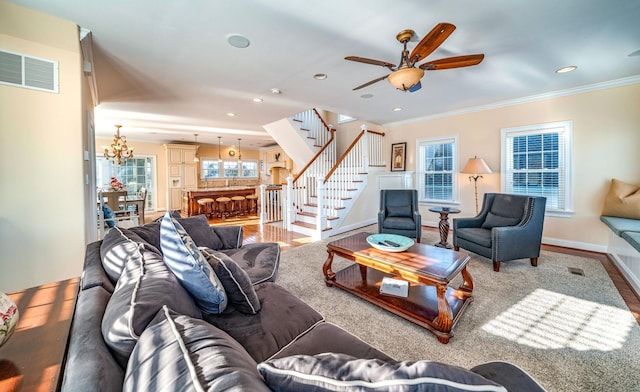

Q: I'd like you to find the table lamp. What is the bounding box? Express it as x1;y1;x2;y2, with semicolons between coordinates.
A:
461;156;492;214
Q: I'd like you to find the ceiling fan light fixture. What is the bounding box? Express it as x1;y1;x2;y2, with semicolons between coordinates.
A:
388;67;424;91
556;65;577;74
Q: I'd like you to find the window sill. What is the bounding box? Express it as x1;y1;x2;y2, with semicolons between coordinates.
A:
545;210;574;218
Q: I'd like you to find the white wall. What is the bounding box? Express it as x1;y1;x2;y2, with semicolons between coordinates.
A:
385;82;640;251
0;1;86;292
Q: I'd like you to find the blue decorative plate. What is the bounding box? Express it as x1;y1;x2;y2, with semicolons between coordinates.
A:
366;234;415;252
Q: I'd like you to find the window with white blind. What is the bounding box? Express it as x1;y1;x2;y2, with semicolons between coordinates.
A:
416;136;458;204
202;159;258;179
501;121;573;216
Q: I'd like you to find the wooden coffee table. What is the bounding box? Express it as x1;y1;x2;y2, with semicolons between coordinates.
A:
323;232;473;343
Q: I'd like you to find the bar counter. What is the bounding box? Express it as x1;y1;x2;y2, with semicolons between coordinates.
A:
182;186;258;216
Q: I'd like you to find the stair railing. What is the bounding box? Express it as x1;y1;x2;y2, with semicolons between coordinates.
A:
291;108;333;148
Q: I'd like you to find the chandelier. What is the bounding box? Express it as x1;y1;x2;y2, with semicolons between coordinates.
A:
104;125;134;165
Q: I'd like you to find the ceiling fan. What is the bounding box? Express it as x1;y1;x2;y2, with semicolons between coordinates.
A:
345;23;484;92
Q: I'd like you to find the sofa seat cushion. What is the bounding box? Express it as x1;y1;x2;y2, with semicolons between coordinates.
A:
622;231;640;253
62;286;123;392
160;212;228;314
102;245;202;367
600;215;640;236
203;282;324;363
258;353;507;392
100;227;160;283
201;248;261;314
382;216;417;231
470;361;547;392
455;227;492;248
124;306;270;392
220;242;280;284
270;322;393;362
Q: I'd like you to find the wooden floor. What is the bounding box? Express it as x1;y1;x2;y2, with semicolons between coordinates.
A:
199;214;640;325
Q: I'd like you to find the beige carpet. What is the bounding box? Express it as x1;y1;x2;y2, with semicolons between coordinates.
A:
276;228;640;392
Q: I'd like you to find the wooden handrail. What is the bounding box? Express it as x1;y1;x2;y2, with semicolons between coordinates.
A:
292;129;335;183
312;108;331;133
367;130;385;137
323;129;365;183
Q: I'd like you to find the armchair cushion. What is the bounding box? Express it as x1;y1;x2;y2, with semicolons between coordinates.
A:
382;217;419;231
455;228;492;248
386;205;411;217
481;212;521;229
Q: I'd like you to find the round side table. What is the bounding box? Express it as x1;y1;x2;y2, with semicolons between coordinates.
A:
428;207;461;248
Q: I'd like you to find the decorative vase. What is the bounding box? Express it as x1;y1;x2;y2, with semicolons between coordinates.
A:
0;291;19;347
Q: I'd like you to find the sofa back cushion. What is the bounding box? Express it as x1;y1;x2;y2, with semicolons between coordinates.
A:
123;306;270;392
160;212;228;314
130;214;225;251
101;245;202;367
100;227;160;283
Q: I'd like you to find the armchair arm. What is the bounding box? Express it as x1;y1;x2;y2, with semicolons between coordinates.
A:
211;225;244;249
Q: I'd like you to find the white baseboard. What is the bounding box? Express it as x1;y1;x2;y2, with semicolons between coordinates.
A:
541;237;608;253
610;252;640;298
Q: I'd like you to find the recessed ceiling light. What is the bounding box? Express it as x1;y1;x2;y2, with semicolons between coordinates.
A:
556;66;577;74
227;34;250;48
271;88;281;95
360;94;374;99
628;49;640;57
227;112;236;117
253;98;263;103
313;73;327;80
393;107;403;112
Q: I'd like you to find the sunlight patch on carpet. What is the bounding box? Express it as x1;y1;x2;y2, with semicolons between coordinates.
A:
481;288;635;351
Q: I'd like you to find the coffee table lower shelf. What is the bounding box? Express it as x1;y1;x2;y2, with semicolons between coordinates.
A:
329;264;473;343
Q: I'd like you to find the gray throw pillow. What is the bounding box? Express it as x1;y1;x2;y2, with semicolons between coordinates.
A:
160;212;228;314
258;353;507;392
481;212;522;229
124;306;270;392
201;248;261;314
130;214;224;251
101;246;202;367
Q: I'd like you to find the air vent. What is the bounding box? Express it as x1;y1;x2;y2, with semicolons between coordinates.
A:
0;49;58;93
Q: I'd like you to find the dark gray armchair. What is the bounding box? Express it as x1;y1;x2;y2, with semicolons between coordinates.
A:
377;189;422;242
453;193;546;272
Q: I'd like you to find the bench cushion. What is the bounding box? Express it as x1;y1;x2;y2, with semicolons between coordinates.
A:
621;231;640;253
600;216;640;236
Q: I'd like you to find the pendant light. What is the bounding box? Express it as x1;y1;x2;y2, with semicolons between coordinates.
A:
193;134;199;162
217;136;222;163
237;138;242;164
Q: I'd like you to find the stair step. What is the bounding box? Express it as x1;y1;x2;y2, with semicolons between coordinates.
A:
292;119;302;122
304;203;346;210
300;128;310;131
298;211;339;221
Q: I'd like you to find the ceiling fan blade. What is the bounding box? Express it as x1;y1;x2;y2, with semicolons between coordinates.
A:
345;56;395;70
420;54;485;70
352;75;388;91
410;22;456;63
408;81;422;93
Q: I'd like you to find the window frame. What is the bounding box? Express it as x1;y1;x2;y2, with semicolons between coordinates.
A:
416;135;459;206
200;158;259;179
500;120;573;217
96;155;156;211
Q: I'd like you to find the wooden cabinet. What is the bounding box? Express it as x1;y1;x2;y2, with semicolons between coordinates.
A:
164;144;198;211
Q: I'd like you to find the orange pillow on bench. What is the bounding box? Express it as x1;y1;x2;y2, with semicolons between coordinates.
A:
602;179;640;220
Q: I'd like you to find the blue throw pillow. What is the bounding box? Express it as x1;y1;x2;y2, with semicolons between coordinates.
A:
102;205;116;228
160;211;228;314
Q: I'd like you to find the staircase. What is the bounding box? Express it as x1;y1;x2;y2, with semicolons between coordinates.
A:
261;108;386;239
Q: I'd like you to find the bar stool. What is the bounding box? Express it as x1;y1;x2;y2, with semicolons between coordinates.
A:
197;198;215;217
231;195;246;216
245;194;259;215
215;197;232;218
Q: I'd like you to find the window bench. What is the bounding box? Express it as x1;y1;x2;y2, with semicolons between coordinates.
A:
601;215;640;296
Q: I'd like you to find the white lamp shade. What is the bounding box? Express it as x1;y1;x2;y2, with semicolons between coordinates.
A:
461;157;492;175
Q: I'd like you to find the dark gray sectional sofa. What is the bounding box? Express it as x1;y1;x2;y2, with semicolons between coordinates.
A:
61;213;546;391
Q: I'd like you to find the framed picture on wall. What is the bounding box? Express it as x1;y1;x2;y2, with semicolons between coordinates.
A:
391;142;406;171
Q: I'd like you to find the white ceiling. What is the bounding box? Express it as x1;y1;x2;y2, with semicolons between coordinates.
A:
9;0;640;148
